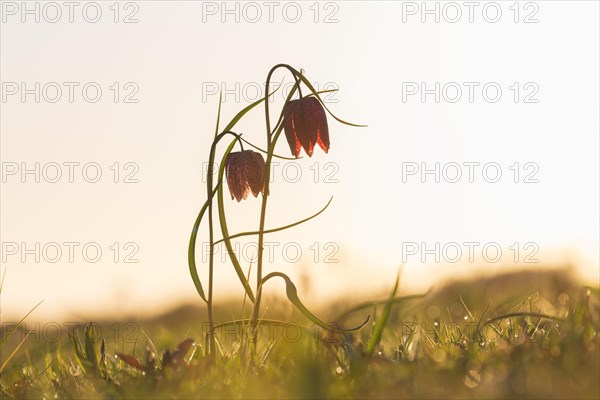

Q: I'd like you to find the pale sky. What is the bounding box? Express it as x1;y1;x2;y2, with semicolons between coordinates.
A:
1;1;598;322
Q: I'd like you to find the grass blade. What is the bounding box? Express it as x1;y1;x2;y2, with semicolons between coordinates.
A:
336;291;429;322
222;85;279;133
0;331;32;374
214;92;222;139
0;300;43;345
364;273;400;357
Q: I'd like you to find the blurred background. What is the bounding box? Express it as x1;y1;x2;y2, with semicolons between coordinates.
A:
1;1;598;322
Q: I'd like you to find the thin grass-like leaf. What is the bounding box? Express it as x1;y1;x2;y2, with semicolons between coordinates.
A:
292;68;366;128
239;137;298;161
459;295;475;321
0;267;6;294
141;330;159;361
188;185;219;303
0;300;43;345
261;272;369;333
259;340;277;368
214;92;222;139
481;312;564;328
474;302;492;339
364;274;400;357
213;197;333;245
336;292;429;322
0;331;31;374
216;139;255;302
222;85;280;133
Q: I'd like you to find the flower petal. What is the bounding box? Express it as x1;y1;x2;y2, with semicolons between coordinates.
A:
225;152;246;202
306;98;330;153
226;150;267;201
293;101;315;157
283;100;302;158
244;150;265;198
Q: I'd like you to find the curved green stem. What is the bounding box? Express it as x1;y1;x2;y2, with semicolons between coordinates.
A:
251;64;304;338
206;131;243;356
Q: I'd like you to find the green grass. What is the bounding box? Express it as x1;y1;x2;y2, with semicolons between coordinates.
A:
1;268;598;399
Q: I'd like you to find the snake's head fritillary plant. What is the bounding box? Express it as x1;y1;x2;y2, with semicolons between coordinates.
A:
225;150;267;202
283;96;330;158
189;64;365;359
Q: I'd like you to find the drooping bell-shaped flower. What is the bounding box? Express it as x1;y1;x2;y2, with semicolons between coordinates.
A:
283;96;329;158
225;150;267;202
